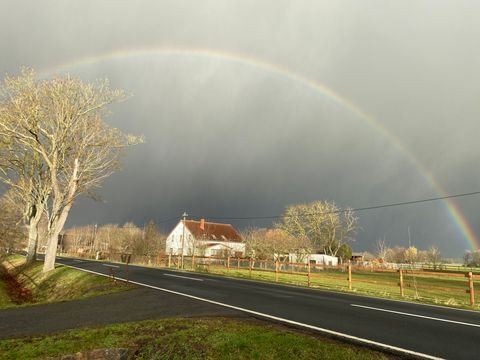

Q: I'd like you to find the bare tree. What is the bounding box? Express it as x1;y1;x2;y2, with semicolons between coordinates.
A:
376;237;389;262
279;200;358;256
0;192;27;259
0;70;51;263
242;227;269;260
426;246;442;269
0;69;142;272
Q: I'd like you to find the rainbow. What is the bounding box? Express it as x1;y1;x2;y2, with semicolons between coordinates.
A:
39;46;479;251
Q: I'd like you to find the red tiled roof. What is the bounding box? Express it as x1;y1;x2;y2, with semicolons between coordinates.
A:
184;220;243;242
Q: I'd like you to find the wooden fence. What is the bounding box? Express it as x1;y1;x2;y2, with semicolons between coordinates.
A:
65;251;479;308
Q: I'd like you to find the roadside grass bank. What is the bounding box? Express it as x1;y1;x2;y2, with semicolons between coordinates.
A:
0;267;12;308
0;317;397;360
0;256;134;309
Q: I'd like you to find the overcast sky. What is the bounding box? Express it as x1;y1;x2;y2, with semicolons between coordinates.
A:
1;0;479;257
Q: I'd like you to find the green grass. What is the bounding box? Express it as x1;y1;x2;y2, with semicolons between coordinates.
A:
0;257;135;309
179;263;480;310
0;318;393;360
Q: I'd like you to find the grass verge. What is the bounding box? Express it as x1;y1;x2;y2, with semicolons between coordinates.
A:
0;256;135;309
0;273;11;308
177;263;479;311
0;317;395;360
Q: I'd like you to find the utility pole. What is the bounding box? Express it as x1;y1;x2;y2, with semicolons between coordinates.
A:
181;211;188;269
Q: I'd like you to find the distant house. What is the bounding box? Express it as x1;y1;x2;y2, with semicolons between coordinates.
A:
165;219;245;257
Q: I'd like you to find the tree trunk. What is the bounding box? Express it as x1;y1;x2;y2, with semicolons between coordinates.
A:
43;201;74;272
25;207;43;265
25;222;38;264
42;233;58;272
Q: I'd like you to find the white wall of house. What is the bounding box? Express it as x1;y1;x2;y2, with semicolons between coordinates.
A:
311;254;338;266
197;241;245;257
165;222;194;255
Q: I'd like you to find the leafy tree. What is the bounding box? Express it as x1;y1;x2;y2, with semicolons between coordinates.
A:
336;243;352;263
404;246;418;264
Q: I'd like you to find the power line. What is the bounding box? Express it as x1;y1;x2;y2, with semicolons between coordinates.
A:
190;190;480;222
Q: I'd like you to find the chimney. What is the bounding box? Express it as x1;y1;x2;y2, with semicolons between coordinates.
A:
200;218;205;231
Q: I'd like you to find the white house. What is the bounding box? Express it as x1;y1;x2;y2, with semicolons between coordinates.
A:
165;219;245;257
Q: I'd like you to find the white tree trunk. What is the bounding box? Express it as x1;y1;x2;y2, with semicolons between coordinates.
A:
25;222;38;264
43;203;74;272
25;206;43;264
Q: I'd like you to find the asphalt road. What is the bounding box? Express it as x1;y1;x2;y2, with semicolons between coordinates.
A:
0;287;243;339
55;256;480;360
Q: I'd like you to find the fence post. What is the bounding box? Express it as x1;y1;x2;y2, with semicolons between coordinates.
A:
399;269;404;297
191;255;195;271
466;272;475;306
237;258;240;269
249;258;253;277
227;256;230;272
168;254;171;268
307;260;311;287
275;260;279;282
347;264;352;290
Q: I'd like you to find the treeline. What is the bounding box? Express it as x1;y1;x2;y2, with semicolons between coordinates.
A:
60;222;167;257
375;238;444;265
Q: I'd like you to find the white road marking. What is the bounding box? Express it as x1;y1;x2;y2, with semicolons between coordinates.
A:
102;264;120;268
351;304;480;328
59;262;443;360
164;273;204;282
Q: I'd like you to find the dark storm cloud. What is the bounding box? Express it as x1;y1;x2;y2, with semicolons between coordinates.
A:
1;0;479;257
